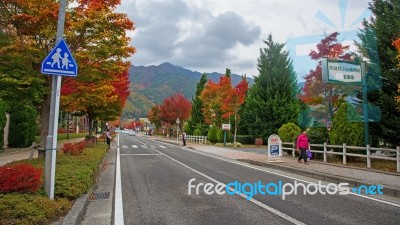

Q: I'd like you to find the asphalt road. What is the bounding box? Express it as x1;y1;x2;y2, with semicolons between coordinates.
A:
117;133;400;225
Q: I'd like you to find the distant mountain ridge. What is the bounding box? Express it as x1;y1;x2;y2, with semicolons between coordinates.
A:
122;62;254;119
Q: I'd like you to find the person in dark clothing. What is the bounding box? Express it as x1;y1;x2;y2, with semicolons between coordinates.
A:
182;132;187;146
106;129;111;149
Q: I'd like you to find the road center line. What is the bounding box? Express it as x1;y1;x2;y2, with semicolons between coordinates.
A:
150;147;305;225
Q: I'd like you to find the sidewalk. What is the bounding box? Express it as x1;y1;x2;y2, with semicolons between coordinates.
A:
155;137;400;199
0;137;86;166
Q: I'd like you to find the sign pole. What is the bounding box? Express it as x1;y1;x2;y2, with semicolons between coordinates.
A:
361;62;369;146
45;0;67;199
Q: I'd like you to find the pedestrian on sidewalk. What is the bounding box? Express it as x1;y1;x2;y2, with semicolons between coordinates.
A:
106;129;111;149
296;129;310;164
182;132;187;146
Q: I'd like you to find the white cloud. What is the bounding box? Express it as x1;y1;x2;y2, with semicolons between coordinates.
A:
118;0;370;78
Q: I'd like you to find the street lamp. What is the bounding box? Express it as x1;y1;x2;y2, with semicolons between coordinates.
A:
176;118;180;143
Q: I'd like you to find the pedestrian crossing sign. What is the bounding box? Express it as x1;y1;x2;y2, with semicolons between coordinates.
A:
41;39;77;76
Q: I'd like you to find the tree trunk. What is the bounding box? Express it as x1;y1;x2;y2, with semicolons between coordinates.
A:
39;93;51;148
234;107;237;143
88;117;93;137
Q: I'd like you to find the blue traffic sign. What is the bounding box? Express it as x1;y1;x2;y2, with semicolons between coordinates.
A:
41;39;77;76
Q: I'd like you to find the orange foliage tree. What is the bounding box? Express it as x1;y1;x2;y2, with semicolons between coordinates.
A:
220;77;248;142
60;0;135;136
200;69;233;126
147;105;161;131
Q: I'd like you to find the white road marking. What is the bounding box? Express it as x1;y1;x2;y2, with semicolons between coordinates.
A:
120;154;162;156
122;145;128;149
131;145;138;148
150;146;305;225
141;145;148;149
159;145;167;148
115;134;124;225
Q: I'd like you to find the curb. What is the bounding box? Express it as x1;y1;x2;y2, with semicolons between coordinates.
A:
62;146;111;225
238;159;400;199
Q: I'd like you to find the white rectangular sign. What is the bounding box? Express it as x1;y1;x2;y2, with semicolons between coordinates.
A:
222;124;231;130
322;59;363;85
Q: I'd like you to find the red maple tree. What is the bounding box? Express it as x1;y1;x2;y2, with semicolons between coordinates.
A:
299;32;353;124
158;93;192;131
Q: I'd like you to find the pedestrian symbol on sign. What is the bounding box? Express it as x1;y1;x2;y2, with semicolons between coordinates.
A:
41;39;77;76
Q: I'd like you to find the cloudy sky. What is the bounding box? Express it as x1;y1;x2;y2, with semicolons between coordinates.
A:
117;0;371;80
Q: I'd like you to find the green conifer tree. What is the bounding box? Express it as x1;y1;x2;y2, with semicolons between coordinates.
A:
239;34;300;140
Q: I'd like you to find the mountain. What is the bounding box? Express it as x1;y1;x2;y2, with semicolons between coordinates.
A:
122;62;254;119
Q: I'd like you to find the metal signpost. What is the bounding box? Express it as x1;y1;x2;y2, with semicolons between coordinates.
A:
221;124;231;147
41;0;77;199
176;118;180;143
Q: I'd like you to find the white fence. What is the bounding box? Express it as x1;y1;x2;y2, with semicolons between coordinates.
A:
178;135;207;144
282;142;400;172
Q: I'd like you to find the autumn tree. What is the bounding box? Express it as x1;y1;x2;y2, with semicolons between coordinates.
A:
147;105;161;131
239;34;300;140
200;69;232;127
60;0;135;137
158;93;192;131
298;32;354;126
0;0;135;145
221;77;248;142
0;0;60;147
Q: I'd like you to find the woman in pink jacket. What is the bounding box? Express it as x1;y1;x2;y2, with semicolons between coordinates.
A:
296;129;310;164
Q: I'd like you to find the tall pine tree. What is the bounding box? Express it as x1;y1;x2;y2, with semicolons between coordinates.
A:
187;73;208;134
239;34;300;140
357;0;400;147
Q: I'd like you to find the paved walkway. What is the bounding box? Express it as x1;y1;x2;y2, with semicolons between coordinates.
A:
0;138;86;166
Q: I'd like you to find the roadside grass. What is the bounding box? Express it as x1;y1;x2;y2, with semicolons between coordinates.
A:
324;156;397;172
0;142;108;225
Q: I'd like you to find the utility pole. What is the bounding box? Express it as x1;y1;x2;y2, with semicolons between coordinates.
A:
44;0;67;199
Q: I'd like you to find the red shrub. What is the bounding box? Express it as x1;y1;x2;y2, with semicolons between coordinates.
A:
0;163;43;193
58;128;67;133
62;141;87;155
62;143;76;155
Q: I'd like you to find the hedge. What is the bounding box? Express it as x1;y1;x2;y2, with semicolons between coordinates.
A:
8;105;37;148
235;135;255;145
0;142;108;224
207;126;219;143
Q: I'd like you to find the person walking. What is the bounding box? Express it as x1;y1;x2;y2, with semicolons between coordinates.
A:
106;129;111;149
296;129;310;164
182;132;187;146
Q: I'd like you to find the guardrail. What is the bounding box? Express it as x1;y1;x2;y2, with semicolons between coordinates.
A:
178;135;207;144
282;142;400;172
